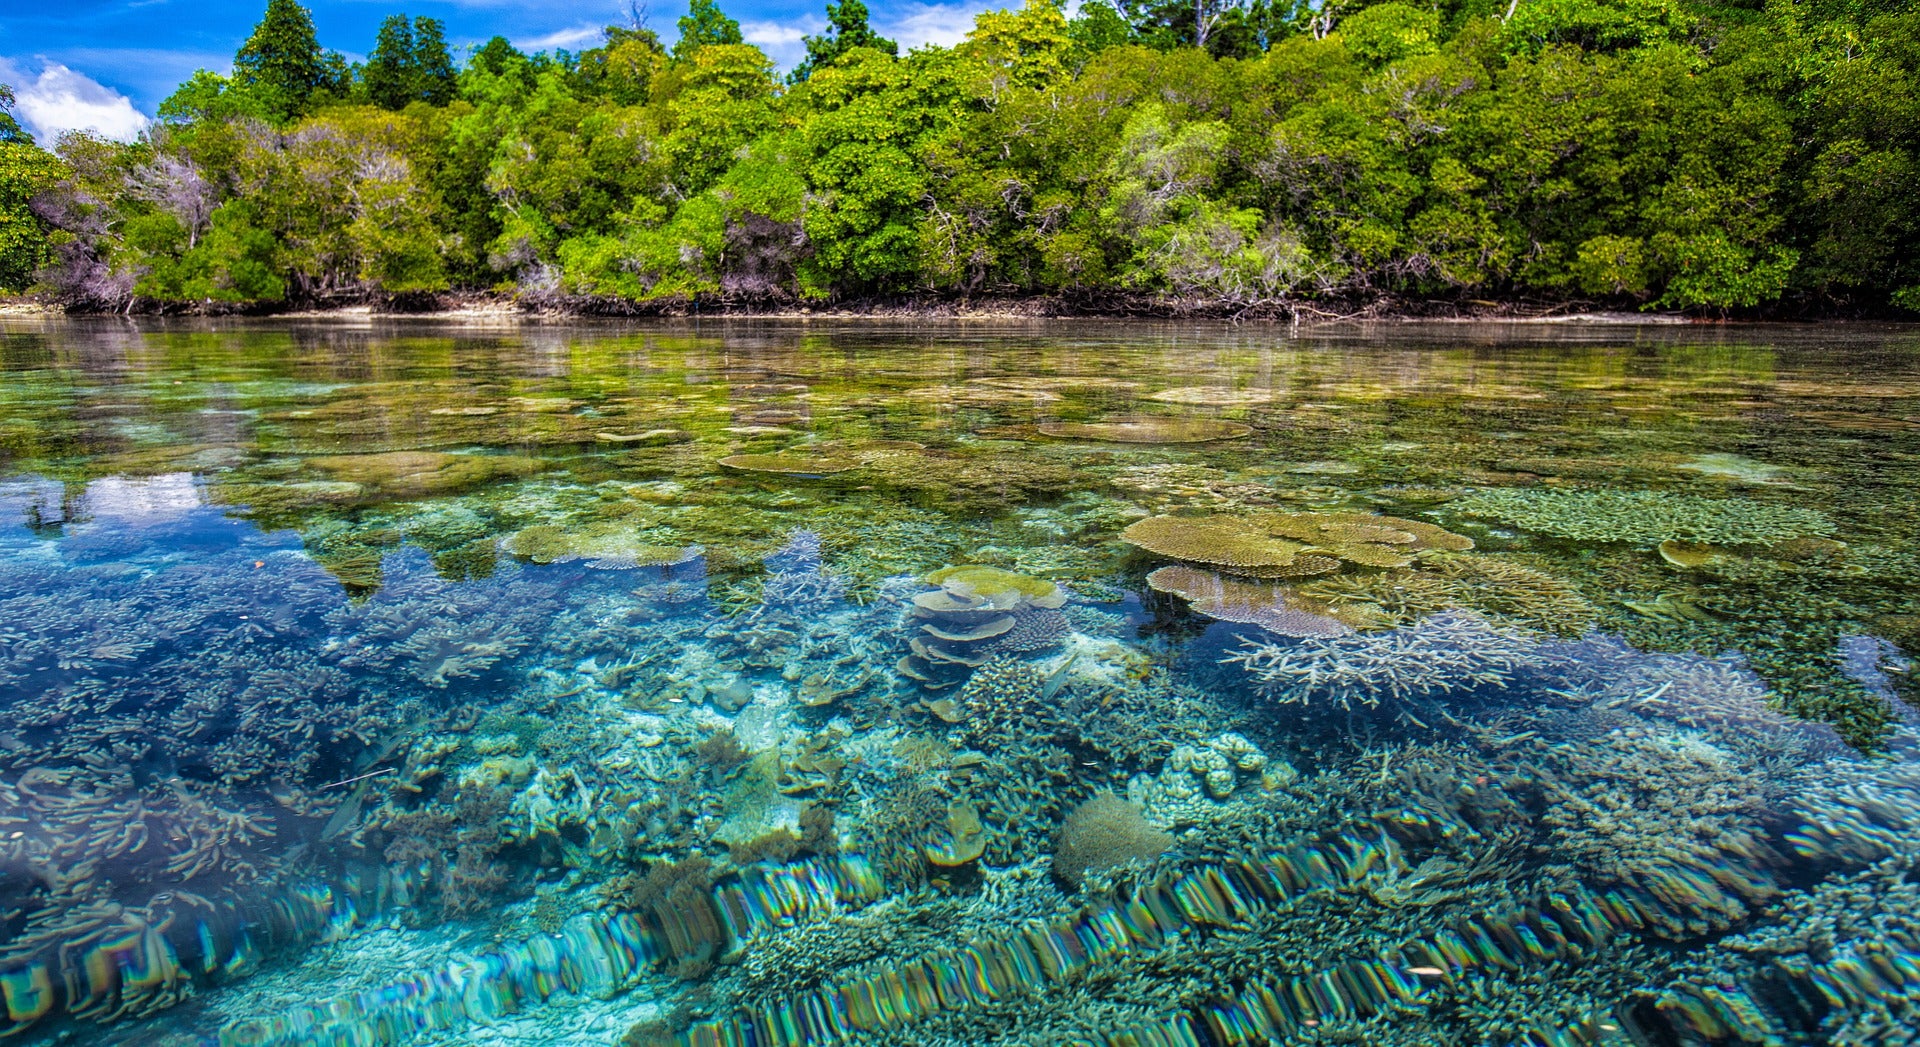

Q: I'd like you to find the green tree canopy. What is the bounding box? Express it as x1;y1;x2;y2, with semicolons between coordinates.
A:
232;0;346;122
364;14;458;109
792;0;900;82
0;84;31;146
674;0;746;59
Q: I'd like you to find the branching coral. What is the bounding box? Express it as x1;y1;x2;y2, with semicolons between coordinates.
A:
1451;488;1834;546
1222;610;1540;709
1299;555;1597;635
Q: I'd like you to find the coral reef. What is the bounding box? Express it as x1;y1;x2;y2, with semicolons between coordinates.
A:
1222;610;1541;709
1298;555;1598;635
1451;488;1834;546
503;522;702;569
899;566;1069;688
1146;563;1369;637
1049;793;1173;889
1122;510;1472;578
1035;417;1252;444
717;453;857;476
305;450;544;498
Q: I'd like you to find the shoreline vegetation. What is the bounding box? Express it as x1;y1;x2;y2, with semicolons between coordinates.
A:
3;0;1919;320
5;287;1715;323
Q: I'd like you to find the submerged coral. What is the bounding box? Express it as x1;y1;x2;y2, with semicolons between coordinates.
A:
1050;793;1172;889
1452;488;1835;546
1122;510;1473;578
1035;417;1252;444
1146;563;1365;637
502;521;702;569
1222;610;1540;709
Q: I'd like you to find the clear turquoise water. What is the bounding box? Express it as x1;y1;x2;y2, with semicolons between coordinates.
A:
1;318;1918;1046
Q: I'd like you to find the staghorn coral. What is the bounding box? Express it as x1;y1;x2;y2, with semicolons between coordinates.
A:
1451;488;1834;546
1222;610;1540;709
1487;709;1784;939
1641;851;1920;1045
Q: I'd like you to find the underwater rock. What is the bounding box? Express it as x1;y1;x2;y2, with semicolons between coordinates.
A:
1451;488;1834;546
922;800;989;868
1035;417;1253;444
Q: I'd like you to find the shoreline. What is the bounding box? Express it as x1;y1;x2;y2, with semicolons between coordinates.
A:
2;291;1908;325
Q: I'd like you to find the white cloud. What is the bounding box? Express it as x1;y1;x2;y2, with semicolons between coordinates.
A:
878;1;996;50
0;59;149;143
513;24;609;51
742;18;823;69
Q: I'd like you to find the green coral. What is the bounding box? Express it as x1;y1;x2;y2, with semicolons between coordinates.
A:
1452;488;1834;546
502;522;701;568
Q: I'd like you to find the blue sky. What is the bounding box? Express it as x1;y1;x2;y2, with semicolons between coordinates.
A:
0;0;997;143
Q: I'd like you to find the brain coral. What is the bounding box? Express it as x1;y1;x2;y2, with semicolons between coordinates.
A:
1451;489;1834;546
1051;792;1173;889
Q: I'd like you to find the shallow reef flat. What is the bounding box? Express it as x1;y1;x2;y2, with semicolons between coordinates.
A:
0;319;1917;1047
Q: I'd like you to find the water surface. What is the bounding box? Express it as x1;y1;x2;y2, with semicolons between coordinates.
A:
1;318;1917;1047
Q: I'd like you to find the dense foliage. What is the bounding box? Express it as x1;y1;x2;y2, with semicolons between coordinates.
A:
2;0;1918;312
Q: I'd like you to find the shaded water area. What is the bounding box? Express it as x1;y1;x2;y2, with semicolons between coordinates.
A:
1;317;1918;1047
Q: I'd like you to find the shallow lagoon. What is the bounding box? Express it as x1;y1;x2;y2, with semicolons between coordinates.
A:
0;318;1917;1047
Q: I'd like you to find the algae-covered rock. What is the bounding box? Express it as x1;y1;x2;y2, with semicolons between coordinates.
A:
306;451;543;497
1036;417;1252;444
502;521;702;569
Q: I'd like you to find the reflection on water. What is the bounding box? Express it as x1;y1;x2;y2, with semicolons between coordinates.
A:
0;318;1917;1046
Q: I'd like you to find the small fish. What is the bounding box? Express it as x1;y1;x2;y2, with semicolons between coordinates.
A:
1406;966;1447;977
1041;652;1078;700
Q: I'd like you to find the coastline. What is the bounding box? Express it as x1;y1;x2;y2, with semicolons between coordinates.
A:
0;290;1717;324
9;290;1913;324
